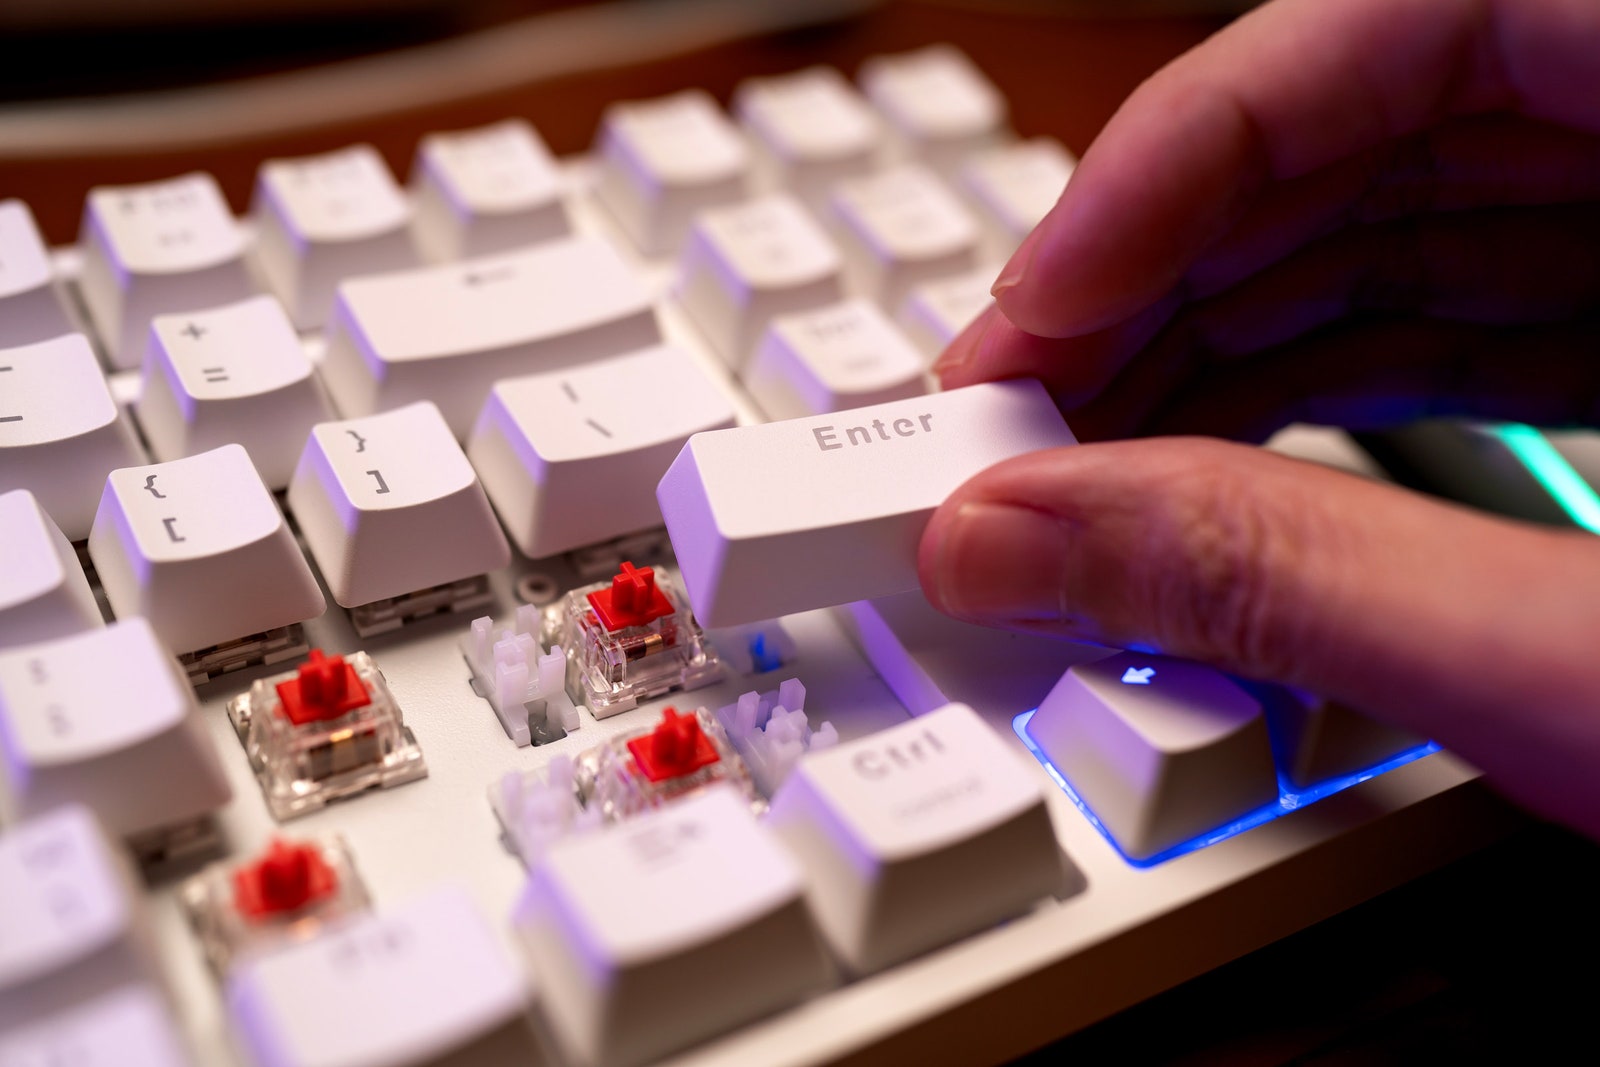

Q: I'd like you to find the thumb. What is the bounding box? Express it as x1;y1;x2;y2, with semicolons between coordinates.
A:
918;437;1600;841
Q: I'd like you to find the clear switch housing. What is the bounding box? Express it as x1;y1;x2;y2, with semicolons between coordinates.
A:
545;561;722;717
574;705;757;821
180;834;370;976
227;648;428;820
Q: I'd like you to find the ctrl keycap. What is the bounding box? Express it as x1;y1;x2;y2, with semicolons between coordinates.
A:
226;887;537;1067
1029;652;1280;861
512;785;831;1067
766;702;1071;974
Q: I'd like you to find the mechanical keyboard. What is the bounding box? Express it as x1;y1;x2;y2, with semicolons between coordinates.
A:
0;42;1547;1067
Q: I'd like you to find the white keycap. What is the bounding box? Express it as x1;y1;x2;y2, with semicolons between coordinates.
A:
76;173;253;369
734;66;882;203
767;702;1067;973
0;985;192;1067
0;806;158;1031
0;199;72;349
743;298;927;421
1269;689;1426;791
829;164;981;310
513;786;831;1067
674;193;844;367
134;296;332;489
251;144;418;329
289;401;509;607
0;619;232;840
87;444;325;653
592;89;752;255
657;379;1075;627
226;887;535;1067
1029;652;1280;861
960;137;1075;257
319;234;659;436
0;333;146;540
468;345;735;559
897;266;997;359
411;118;569;262
0;489;102;648
859;45;1009;173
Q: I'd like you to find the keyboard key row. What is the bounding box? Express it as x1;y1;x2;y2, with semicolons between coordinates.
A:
8;370;1072;654
9;47;1027;379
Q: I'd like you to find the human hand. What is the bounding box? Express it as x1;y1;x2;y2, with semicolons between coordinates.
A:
918;0;1600;838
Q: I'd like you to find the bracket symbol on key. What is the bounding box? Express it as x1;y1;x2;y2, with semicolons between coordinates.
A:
366;470;390;494
0;366;16;422
162;517;186;543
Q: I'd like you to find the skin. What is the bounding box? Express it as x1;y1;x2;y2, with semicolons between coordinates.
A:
917;0;1600;840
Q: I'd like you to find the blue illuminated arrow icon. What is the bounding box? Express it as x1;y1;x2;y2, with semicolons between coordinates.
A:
1121;666;1155;685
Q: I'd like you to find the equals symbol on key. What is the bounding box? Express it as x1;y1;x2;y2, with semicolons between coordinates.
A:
202;366;229;383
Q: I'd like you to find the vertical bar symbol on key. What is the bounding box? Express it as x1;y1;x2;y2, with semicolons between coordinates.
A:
0;365;15;423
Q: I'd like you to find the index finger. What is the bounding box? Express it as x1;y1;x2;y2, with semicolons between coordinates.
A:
996;0;1600;339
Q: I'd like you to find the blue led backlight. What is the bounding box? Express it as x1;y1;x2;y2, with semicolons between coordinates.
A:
1120;666;1155;685
1011;709;1441;869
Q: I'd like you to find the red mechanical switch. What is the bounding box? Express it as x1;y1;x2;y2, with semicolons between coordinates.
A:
232;838;339;919
274;649;371;725
587;561;676;632
627;707;721;783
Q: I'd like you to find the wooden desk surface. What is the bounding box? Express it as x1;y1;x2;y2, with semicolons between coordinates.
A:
2;1;1222;245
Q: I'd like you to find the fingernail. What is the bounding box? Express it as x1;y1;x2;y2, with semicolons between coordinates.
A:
930;304;993;380
931;502;1073;622
991;225;1044;298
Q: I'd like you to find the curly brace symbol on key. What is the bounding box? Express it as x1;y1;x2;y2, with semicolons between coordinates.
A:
143;475;167;499
346;430;368;453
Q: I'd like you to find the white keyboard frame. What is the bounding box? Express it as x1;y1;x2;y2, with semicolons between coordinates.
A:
37;158;1523;1067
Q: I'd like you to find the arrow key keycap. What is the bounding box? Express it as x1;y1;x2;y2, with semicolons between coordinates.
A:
1027;652;1280;861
